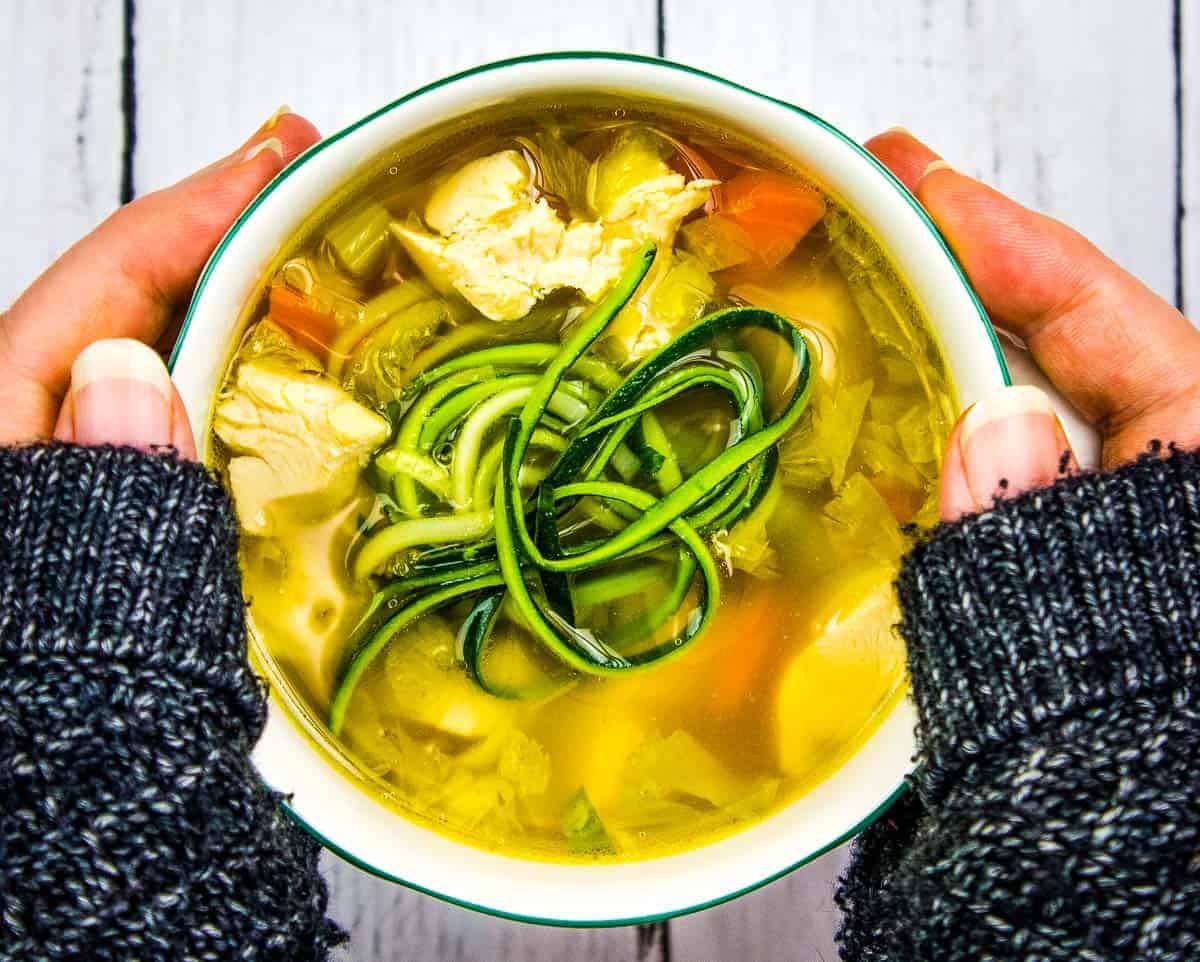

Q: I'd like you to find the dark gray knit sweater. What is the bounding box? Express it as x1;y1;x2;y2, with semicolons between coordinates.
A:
2;443;1199;960
0;445;344;961
838;444;1200;960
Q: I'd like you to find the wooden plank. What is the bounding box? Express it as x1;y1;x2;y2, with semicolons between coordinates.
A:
1182;0;1198;317
132;8;661;958
674;848;850;962
664;0;1178;301
321;853;650;962
131;0;658;191
665;1;1178;955
0;0;123;307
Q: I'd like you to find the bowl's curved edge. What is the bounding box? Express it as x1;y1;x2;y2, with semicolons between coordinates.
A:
170;50;1009;926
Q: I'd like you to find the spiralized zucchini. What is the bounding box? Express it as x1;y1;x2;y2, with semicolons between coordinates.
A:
329;243;813;732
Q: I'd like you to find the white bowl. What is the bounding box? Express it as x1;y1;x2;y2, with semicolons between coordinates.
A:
171;52;1011;926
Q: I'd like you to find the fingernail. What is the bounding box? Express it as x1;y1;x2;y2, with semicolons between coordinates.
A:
918;159;954;184
241;136;284;165
262;104;292;132
71;339;173;449
959;385;1069;509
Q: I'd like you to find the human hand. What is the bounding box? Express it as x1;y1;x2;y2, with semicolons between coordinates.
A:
0;108;321;455
867;128;1200;521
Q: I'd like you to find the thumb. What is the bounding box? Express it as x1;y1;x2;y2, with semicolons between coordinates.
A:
940;385;1076;522
54;339;197;459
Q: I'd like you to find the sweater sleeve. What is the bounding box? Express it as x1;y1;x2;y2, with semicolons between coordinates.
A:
0;445;345;961
836;446;1200;961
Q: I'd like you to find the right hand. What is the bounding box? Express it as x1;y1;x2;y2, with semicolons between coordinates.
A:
866;129;1200;521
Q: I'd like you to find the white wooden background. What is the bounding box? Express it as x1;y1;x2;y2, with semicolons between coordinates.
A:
3;1;1192;959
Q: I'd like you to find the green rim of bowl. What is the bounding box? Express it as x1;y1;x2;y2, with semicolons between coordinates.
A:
170;50;1009;928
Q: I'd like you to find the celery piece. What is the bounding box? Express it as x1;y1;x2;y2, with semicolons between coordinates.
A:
679;214;756;272
562;788;616;856
588;127;672;219
326;202;392;280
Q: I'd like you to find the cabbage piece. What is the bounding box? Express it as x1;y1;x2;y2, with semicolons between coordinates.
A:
896;403;941;465
623;730;748;808
855;420;933;519
880;354;921;389
431;770;518;830
825;208;928;363
238;317;323;371
588;128;672;219
338;690;452;789
822;472;908;563
679;214;757;271
711;478;781;579
497;730;552;798
605;249;715;361
343;298;447;404
378;615;507;741
517;128;592;218
779;378;873;490
775;570;905;774
562;788;616;856
214;332;390;535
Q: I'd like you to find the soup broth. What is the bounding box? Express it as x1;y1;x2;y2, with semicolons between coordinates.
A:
211;99;955;862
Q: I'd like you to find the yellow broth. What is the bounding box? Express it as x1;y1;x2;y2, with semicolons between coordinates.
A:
212;100;954;862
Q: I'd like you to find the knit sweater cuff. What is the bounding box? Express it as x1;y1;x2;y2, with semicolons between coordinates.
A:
0;443;265;747
897;446;1200;799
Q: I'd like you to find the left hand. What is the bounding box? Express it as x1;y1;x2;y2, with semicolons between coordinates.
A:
0;109;321;455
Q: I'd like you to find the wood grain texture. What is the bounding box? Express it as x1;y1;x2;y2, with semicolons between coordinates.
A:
673;847;850;962
131;0;657;192
131;5;662;957
322;858;646;962
0;0;123;307
1182;0;1197;316
0;1;1186;959
664;1;1179;955
665;0;1179;302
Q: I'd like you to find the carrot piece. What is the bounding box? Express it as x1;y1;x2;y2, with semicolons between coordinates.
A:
267;285;339;361
700;581;779;718
719;170;827;268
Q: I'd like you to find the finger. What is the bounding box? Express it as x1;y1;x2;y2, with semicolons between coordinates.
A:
868;129;1200;467
1;108;321;443
53;339;196;459
864;128;940;194
940;385;1076;522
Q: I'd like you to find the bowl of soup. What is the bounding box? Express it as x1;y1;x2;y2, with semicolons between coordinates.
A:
171;52;1008;924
